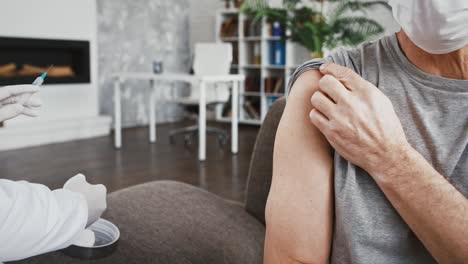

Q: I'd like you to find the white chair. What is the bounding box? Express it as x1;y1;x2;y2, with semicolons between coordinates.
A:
112;42;243;161
169;43;234;147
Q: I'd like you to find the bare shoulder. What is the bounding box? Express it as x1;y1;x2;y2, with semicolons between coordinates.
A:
276;68;331;159
284;69;323;114
288;70;323;101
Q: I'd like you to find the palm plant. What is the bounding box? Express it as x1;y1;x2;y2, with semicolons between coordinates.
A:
242;0;390;57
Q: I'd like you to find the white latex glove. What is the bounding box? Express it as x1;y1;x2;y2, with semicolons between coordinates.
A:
73;229;96;247
63;174;107;227
0;84;42;122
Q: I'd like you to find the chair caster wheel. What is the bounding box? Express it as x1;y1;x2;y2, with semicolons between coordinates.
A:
184;134;194;147
217;135;227;147
169;135;176;145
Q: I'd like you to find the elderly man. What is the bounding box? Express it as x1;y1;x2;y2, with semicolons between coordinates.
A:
265;0;468;263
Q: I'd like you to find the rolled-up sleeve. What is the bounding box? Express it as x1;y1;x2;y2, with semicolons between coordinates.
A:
287;48;350;95
287;58;328;94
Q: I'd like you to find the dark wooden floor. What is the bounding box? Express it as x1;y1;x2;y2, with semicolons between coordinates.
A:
0;122;259;202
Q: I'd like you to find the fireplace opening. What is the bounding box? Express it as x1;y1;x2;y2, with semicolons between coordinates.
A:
0;37;90;86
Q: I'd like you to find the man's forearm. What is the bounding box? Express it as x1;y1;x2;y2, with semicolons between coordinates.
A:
370;145;468;263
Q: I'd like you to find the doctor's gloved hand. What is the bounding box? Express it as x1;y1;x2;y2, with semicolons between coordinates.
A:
64;174;107;227
0;84;42;122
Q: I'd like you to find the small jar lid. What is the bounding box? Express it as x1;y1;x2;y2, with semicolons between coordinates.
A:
62;218;120;260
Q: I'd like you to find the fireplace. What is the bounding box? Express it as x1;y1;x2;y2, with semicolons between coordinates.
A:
0;37;90;86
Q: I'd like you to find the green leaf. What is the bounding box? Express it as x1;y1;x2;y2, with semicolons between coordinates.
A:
332;1;390;20
329;16;384;47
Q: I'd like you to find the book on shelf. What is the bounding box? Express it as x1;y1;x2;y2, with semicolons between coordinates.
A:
244;100;260;120
265;77;273;94
232;42;239;65
264;76;284;94
245;75;261;92
268;41;286;66
272;22;283;37
268;22;286;66
252;43;261;65
220;17;239;38
273;77;284;93
273;41;286;66
266;21;285;38
244;19;261;37
222;96;261;120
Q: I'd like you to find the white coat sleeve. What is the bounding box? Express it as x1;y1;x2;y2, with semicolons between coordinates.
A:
0;179;88;262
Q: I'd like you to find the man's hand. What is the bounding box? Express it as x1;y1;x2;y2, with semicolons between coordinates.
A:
309;62;409;176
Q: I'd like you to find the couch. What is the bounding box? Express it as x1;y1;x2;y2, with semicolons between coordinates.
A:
14;98;286;264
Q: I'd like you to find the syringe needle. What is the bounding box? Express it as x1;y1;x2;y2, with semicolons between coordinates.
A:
45;64;54;74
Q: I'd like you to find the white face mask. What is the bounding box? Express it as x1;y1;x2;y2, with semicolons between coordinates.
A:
388;0;468;54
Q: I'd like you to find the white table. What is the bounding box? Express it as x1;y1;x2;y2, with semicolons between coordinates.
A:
111;72;244;161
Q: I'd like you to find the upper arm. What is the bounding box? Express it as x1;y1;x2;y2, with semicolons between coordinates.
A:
264;70;334;264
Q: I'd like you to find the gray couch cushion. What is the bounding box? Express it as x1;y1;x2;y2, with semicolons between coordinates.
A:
244;98;286;224
14;181;265;264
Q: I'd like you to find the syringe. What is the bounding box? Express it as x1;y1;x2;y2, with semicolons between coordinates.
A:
18;65;53;105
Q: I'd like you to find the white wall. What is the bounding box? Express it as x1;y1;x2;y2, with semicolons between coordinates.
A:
0;0;99;125
97;0;190;127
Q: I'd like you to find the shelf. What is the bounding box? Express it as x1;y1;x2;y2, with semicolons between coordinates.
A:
265;65;286;70
220;9;240;15
221;37;239;42
215;8;301;126
243;64;262;69
241;92;262;96
243;36;262;41
265;36;282;41
242;36;284;42
265;92;285;97
217;117;232;123
240;119;263;125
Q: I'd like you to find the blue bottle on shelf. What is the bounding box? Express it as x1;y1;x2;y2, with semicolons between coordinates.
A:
272;21;283;36
274;41;285;66
271;22;285;66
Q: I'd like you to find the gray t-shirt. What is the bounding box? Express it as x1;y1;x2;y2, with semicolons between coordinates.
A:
289;33;468;263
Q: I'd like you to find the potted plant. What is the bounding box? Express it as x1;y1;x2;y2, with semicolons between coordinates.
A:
242;0;389;58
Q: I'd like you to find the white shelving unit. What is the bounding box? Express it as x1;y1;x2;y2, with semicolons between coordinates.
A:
214;8;310;125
